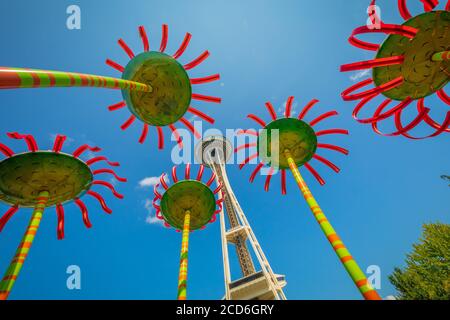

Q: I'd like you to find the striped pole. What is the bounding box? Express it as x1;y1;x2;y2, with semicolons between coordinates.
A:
0;191;49;300
284;150;381;300
432;51;450;62
177;211;190;300
0;67;152;92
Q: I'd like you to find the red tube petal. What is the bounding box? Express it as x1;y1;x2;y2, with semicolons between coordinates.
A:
313;154;340;173
247;114;266;128
108;101;126;111
353;96;413;124
73;144;101;158
206;172;216;187
264;168;274;191
213;183;222;194
298;99;320;120
93;168;127;182
190;74;220;85
249;163;264;182
236;129;259;137
185;163;191;180
390;106;430;137
52;134;66;153
342;76;403;101
317;143;349;155
139;26;150;51
173;33;192;59
56;204;65;240
316;129;349;136
169;124;183;150
184;51;210;70
153;183;162;199
187;107;215;124
152;199;161;210
86;156;120;167
192;93;222;104
7;132;39;152
0;206;19;232
92;180;124;199
370;98;431;137
309;111;338;127
437;89;450;105
281;169;287;195
106;59;125;73
419;99;450;133
340;56;404;72
398;0;412;20
75;198;92;229
157;127;164;149
160;24;168;53
160;173;169;190
139;124;149;144
234;143;257;153
304;163;325;186
120;115;136;130
87;190;112;214
265;102;277;120
196;165;204;181
285;96;294;118
180;117;201;139
118;38;135;59
0;143;14;157
239;153;258;169
348;24;417;52
172;166;178;183
422;0;439;11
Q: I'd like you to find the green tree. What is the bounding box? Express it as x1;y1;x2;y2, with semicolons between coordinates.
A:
389;223;450;300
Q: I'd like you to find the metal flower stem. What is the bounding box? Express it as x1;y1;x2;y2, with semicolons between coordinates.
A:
284;150;381;300
0;191;49;300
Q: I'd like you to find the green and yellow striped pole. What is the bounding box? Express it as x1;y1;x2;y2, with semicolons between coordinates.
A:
177;211;191;300
432;51;450;62
0;67;152;92
284;150;381;300
0;191;49;300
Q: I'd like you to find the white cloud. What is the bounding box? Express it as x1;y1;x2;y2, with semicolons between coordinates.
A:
144;199;163;225
138;176;160;188
384;295;396;300
278;101;299;117
350;69;370;82
49;133;75;146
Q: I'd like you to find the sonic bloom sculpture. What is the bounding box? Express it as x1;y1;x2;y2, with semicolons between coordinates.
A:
0;24;221;149
0;132;126;300
105;24;221;148
340;0;449;138
236;96;381;300
152;164;222;300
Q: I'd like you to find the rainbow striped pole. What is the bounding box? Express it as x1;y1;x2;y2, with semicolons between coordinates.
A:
432;51;450;62
0;67;152;92
0;191;49;300
177;211;191;300
284;150;381;300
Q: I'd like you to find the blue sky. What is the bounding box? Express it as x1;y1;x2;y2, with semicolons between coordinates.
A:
0;0;449;300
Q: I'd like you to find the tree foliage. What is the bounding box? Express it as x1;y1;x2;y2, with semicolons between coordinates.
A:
389;223;450;300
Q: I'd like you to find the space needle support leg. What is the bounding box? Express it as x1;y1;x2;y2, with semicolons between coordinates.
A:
284;150;381;300
0;191;49;300
177;211;191;300
432;51;450;62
